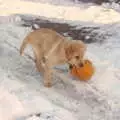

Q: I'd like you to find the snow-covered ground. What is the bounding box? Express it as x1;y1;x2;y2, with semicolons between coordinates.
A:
0;0;120;23
0;0;120;120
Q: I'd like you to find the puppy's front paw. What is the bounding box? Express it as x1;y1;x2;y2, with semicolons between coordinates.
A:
44;82;52;88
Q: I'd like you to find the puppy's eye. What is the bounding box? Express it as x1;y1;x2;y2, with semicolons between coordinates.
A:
75;56;79;59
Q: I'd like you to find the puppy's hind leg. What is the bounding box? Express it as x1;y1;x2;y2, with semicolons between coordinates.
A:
35;59;44;72
34;51;44;72
43;64;53;88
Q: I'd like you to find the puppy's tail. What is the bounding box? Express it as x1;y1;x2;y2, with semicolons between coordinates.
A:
20;36;30;56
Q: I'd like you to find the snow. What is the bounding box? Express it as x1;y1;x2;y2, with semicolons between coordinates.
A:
0;0;120;120
0;0;120;23
102;2;120;12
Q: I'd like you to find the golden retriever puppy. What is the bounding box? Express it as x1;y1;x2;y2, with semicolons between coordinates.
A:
20;28;86;87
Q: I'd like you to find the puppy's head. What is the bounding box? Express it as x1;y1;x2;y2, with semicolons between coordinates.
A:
65;40;86;66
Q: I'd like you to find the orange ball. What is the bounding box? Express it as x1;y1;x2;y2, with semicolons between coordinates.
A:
70;59;95;81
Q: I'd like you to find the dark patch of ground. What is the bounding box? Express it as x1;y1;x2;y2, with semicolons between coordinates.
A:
76;0;109;4
77;0;119;4
19;15;111;44
21;18;100;43
16;15;111;43
22;0;116;5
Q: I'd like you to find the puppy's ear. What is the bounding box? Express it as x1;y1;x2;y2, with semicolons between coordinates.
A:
65;44;74;60
74;41;87;58
79;47;86;58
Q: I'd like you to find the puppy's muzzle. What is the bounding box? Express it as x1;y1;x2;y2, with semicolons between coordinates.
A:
79;63;84;67
69;62;84;69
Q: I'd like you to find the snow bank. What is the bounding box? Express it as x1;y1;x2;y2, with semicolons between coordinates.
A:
0;0;120;24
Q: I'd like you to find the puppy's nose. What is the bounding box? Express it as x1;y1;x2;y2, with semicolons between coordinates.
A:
69;64;73;69
79;63;84;67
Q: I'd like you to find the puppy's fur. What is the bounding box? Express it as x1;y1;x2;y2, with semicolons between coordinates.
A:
20;28;86;87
